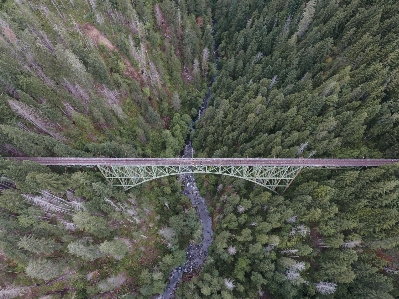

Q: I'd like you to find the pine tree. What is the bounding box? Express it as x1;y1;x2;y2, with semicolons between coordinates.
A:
72;212;113;238
67;240;104;261
99;239;128;260
18;235;59;255
25;258;63;281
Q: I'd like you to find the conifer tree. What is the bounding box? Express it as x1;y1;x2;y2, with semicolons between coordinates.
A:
67;240;104;261
99;239;128;260
25;258;63;281
17;235;59;255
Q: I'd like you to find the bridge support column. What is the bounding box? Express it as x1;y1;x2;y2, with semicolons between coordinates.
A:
98;165;303;193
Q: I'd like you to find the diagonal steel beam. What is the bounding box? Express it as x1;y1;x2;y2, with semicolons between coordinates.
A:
98;165;304;193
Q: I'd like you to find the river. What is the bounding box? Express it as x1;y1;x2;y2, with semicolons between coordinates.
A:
160;142;214;299
160;91;214;299
160;38;217;299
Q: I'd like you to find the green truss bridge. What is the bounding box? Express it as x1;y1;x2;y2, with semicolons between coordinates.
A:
7;157;399;193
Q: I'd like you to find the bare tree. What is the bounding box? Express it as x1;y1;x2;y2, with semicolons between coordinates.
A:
62;78;91;108
8;100;65;141
280;248;299;255
16;122;31;132
297;0;317;37
154;4;164;27
1;143;24;157
282;14;292;36
384;267;399;274
315;282;337;295
148;59;162;88
341;240;361;248
129;10;143;37
296;142;308;157
286;262;306;285
171;91;181;111
22;190;85;215
61;101;76;117
224;278;235;290
59;220;77;231
97;273;127;293
193;58;200;76
177;8;182;39
237;205;245;213
88;0;96;11
253;51;263;64
29;26;55;53
290;225;309;237
22;194;72;215
269;75;278;89
100;84;126;119
227;246;236;255
0;286;28;299
202;47;210;75
50;0;65;19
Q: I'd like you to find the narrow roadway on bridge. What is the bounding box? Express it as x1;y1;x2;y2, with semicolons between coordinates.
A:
7;157;399;167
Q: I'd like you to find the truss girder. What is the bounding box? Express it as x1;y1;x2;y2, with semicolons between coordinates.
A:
97;165;303;192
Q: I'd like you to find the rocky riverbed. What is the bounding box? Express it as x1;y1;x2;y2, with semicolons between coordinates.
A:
160;142;214;299
160;20;218;298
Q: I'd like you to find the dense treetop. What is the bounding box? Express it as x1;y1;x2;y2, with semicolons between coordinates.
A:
1;0;399;298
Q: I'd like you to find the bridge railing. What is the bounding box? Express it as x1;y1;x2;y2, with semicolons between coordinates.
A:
6;157;399;167
4;157;399;193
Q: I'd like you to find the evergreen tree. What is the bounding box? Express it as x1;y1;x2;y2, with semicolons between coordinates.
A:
18;235;59;255
67;240;104;261
25;258;63;281
99;239;128;260
72;212;113;238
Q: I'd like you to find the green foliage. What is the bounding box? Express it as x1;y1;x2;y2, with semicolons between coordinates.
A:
97;273;127;293
99;239;128;260
0;189;28;214
73;212;113;238
87;52;111;85
25;258;63;281
67;241;104;261
25;172;69;194
1;0;399;298
18;235;59;255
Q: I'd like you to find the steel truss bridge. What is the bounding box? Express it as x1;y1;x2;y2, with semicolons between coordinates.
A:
7;157;399;193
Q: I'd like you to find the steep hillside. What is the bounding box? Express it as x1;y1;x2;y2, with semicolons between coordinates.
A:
184;0;399;298
0;0;213;298
195;0;399;159
2;0;399;298
0;0;212;158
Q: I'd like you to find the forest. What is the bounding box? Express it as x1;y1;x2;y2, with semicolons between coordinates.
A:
1;0;399;298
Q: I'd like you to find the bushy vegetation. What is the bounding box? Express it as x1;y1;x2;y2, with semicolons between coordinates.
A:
1;0;399;298
187;0;399;297
0;0;210;297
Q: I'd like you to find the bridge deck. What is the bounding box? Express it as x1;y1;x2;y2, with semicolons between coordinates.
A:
6;157;399;167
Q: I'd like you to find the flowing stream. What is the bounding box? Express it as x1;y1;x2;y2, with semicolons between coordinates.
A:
160;141;213;299
160;27;218;299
